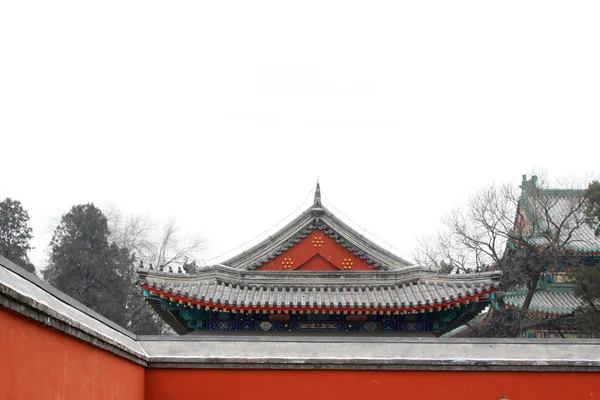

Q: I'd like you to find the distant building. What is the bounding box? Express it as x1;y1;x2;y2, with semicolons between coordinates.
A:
447;175;600;338
138;183;500;336
505;175;600;338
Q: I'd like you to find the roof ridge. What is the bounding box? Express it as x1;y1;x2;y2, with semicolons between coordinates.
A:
221;201;414;270
538;188;585;197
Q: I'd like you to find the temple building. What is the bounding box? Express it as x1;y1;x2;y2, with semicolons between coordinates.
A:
446;175;600;338
137;184;500;336
505;175;600;338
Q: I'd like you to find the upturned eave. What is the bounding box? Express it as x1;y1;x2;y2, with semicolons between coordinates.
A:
137;265;501;313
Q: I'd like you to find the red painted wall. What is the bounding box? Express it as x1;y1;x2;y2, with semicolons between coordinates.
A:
0;308;145;400
3;305;599;400
257;229;375;271
145;369;598;400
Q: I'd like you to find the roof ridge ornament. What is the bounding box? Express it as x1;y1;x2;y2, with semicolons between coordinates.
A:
312;180;324;216
314;180;322;205
520;174;539;190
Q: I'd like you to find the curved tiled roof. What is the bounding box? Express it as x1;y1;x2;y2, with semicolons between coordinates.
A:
504;288;582;315
138;265;499;311
137;185;503;334
518;180;600;253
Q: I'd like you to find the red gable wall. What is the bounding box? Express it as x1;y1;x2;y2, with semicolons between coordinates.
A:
256;229;375;271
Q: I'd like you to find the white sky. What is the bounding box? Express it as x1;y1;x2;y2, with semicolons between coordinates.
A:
1;1;599;270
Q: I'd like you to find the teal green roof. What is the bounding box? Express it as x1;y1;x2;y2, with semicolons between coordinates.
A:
504;286;581;315
517;177;600;253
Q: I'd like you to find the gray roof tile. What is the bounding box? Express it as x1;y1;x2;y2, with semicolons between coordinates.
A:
139;265;498;311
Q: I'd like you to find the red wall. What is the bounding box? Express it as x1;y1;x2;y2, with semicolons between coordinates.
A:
0;308;145;400
145;369;598;400
2;306;599;400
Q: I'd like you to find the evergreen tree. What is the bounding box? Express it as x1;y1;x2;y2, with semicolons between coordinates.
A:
0;198;35;273
44;204;136;329
586;181;600;236
574;266;600;336
574;181;600;336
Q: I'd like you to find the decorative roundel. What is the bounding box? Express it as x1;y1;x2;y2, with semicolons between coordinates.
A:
364;321;377;332
312;236;324;248
402;322;420;332
341;258;354;270
260;321;273;331
217;321;232;330
281;257;294;270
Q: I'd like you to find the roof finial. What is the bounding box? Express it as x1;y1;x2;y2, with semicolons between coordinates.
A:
314;180;321;205
520;174;539;190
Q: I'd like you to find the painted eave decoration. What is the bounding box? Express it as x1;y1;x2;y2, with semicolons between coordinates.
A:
139;265;498;314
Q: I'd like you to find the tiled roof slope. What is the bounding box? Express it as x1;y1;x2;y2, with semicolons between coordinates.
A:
517;177;600;253
222;187;413;271
504;287;582;315
138;265;499;311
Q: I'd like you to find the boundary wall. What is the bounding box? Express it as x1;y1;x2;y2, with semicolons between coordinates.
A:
1;256;599;400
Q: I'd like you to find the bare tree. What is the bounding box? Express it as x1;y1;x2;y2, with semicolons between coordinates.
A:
105;206;203;334
415;183;518;274
106;205;202;271
152;219;203;272
105;205;156;258
415;175;593;337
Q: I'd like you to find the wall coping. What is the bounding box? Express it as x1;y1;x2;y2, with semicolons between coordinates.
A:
0;256;148;365
2;256;600;372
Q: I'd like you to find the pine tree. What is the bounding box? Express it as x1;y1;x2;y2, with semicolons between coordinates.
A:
574;181;600;336
0;198;35;273
44;204;136;329
586;181;600;236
